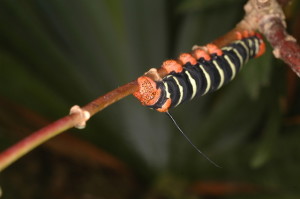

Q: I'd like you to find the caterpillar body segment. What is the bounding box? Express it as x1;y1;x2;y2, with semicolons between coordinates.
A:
192;48;211;61
178;53;197;65
161;60;183;74
134;32;265;112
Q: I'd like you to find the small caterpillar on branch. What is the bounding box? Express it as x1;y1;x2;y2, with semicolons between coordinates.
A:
133;31;265;167
134;31;265;112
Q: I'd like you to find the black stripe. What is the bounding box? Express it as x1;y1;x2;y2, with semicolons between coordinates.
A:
171;73;191;106
198;59;220;93
184;63;208;97
212;54;232;85
222;48;242;72
230;42;248;64
164;73;189;108
163;75;180;107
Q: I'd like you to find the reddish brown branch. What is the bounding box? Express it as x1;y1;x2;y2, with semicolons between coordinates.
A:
212;27;247;48
0;81;138;171
241;0;300;76
261;18;300;76
0;97;133;175
83;81;138;116
0;114;76;171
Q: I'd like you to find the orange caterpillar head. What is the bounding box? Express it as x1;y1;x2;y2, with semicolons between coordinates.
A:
133;76;171;112
133;76;161;106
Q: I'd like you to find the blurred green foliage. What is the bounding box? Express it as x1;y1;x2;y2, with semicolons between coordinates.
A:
0;0;300;198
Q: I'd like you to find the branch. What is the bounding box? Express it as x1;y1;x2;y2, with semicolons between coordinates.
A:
0;81;137;171
0;96;133;175
242;0;300;76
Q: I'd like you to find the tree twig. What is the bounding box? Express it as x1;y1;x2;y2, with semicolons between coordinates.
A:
0;81;137;171
242;0;300;76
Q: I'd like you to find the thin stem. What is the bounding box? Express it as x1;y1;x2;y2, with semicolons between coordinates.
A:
0;114;76;171
0;81;138;171
82;80;138;116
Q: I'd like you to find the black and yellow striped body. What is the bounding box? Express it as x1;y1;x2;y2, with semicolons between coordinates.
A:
148;35;263;110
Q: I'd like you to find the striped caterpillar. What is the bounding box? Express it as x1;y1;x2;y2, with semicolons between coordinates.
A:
133;31;265;166
133;31;265;112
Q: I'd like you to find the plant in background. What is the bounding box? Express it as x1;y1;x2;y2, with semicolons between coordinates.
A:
0;0;299;198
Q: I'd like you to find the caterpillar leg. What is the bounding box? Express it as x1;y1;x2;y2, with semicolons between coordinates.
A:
192;44;223;60
235;30;254;40
206;43;223;56
192;47;211;61
178;53;197;65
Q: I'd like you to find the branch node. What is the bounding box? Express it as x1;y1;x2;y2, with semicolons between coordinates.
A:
242;0;286;31
272;47;281;58
285;35;297;42
192;45;205;51
144;68;162;81
69;105;91;129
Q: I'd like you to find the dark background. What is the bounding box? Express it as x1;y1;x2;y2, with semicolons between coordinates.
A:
0;0;300;198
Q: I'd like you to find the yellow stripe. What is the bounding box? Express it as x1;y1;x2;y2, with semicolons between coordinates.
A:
236;40;249;63
232;48;243;69
185;71;197;99
222;43;244;71
173;77;184;107
213;60;225;89
221;46;233;51
248;39;254;57
254;38;260;56
224;55;236;80
163;81;171;99
199;64;211;95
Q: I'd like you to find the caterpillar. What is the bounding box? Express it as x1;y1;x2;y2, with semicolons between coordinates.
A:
133;31;265;167
133;31;265;112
